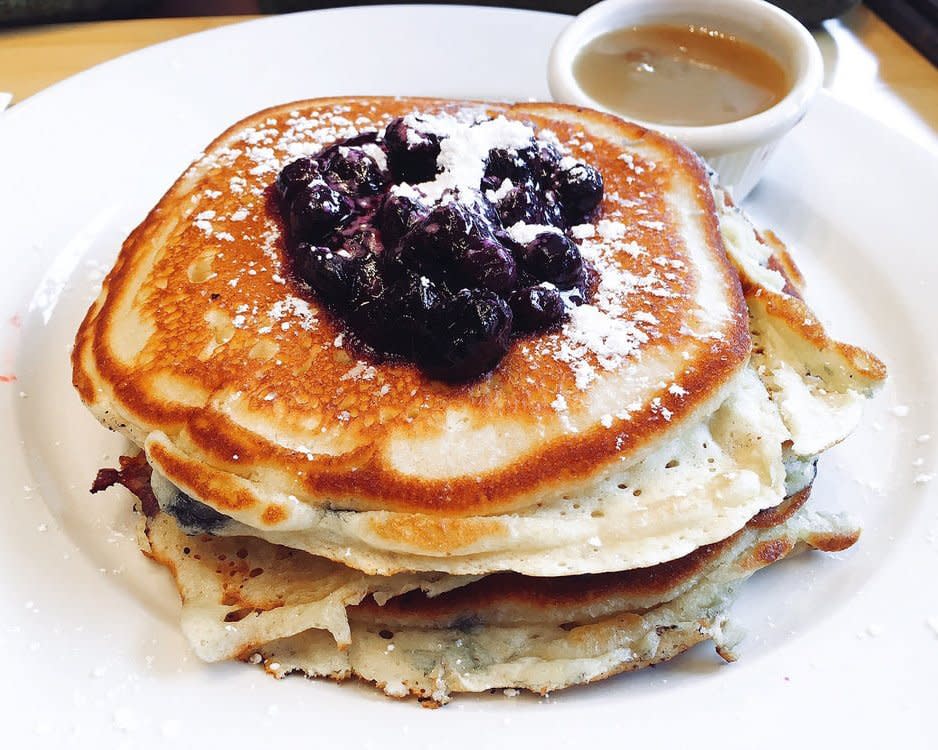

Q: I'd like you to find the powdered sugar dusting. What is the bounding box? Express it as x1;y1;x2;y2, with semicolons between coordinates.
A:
268;295;318;331
506;221;562;246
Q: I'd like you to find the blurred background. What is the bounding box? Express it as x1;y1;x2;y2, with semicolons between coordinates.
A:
0;0;934;136
0;1;933;62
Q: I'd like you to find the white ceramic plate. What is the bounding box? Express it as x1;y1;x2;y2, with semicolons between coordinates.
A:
1;6;935;747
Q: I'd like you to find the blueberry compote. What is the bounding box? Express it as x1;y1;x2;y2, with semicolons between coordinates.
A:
274;113;604;382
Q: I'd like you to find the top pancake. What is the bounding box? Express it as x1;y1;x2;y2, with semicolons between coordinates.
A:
73;97;750;527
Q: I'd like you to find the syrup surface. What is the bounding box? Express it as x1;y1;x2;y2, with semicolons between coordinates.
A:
573;24;790;127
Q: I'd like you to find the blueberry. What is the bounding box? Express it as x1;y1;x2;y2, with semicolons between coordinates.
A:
347;296;390;351
420;289;513;382
289;182;354;241
392;226;439;280
396;202;474;279
556;162;603;225
495;183;538;226
400;273;449;349
276;157;319;202
349;252;386;302
540;188;566;227
533;142;563;180
468;192;503;233
378;193;423;247
319;146;387;196
383;116;441;184
163;492;230;535
292;243;356;305
483;147;534;188
493;228;524;257
340;226;383;257
509;286;566;332
454;236;517;293
497;182;564;228
344;252;404;349
317;132;380;165
520;232;584;290
483;143;562;193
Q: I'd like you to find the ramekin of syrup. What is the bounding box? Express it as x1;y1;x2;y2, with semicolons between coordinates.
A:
549;0;823;199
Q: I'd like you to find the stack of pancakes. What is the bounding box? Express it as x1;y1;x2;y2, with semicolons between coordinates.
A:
72;98;885;704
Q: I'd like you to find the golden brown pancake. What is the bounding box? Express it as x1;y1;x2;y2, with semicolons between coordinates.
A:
73;98;883;578
72;97;748;514
75;97;885;705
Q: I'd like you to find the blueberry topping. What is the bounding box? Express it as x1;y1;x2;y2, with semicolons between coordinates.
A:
496;182;564;228
347;292;398;352
383;117;441;183
509;286;566;332
454;236;517;293
339;226;383;257
555;162;603;225
470;192;504;232
274;113;605;382
317;132;381;164
378;193;423;247
289;182;354;240
396;202;475;280
293;243;356;305
533;141;563;179
421;289;513;382
520;232;584;290
483;147;534;189
319;146;388;196
398;273;449;354
276;157;319;202
349;252;386;303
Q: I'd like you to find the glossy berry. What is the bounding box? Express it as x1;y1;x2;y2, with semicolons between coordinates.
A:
338;226;382;257
396;202;474;279
482;144;563;193
454;236;517;293
555;162;603;224
540;188;566;227
509;286;566;332
383;117;441;184
483;147;534;188
316;132;381;167
292;243;356;305
496;182;564;228
469;192;503;232
378;193;423;247
532;142;563;181
320;146;387;196
349;252;386;302
520;232;584;290
276;157;319;202
493;228;524;257
399;273;449;352
347;297;389;351
425;202;475;246
421;289;513;382
289;182;354;241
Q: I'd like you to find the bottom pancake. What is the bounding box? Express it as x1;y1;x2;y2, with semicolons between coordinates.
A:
138;483;857;706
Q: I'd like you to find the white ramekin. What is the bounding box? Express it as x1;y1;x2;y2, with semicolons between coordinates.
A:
548;0;823;200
